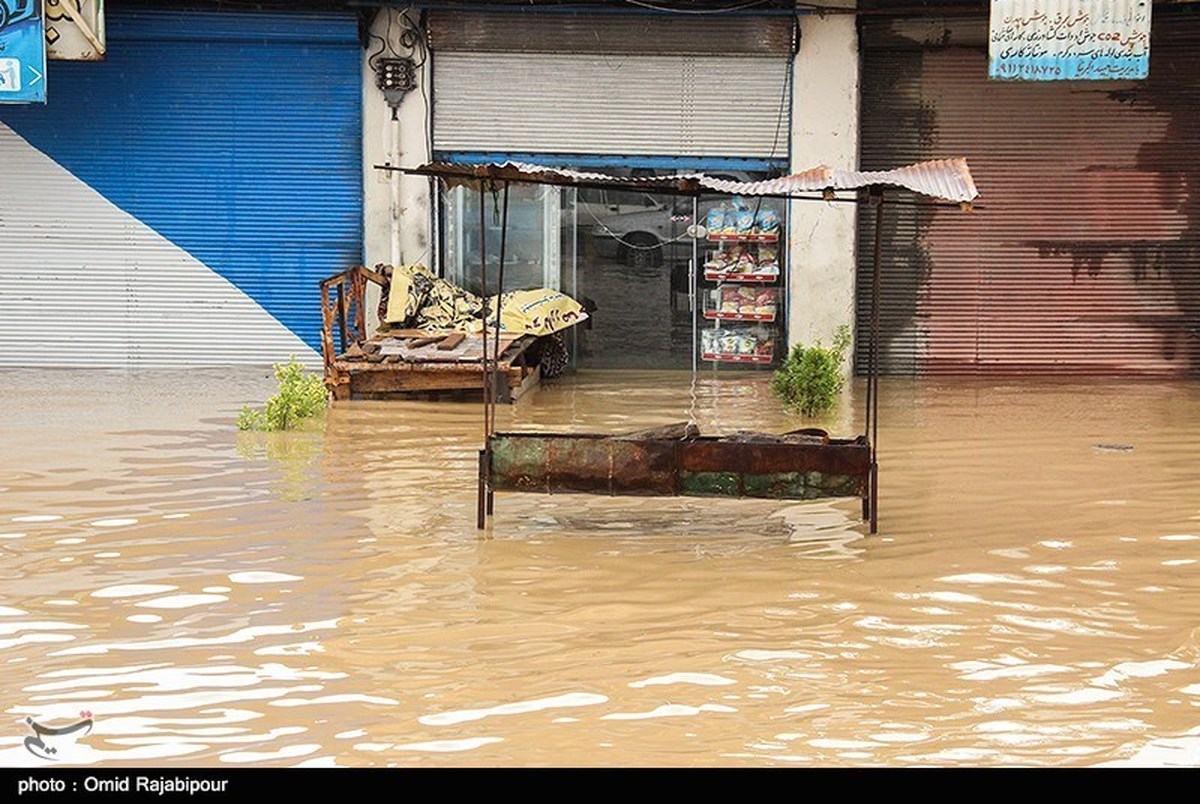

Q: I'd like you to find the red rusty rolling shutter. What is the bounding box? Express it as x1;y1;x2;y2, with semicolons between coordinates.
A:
858;14;1200;377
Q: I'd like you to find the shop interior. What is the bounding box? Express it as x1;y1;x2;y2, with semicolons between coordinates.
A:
439;165;787;372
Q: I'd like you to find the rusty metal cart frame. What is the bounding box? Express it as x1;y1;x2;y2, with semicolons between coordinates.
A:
378;159;978;535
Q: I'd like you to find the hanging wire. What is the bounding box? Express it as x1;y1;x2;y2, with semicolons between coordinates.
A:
576;199;695;253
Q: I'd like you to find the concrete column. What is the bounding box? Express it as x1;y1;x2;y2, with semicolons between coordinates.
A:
362;8;433;333
787;2;860;364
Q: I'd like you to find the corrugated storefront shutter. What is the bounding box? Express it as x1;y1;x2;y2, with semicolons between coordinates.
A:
429;12;794;159
0;10;362;368
858;13;1200;376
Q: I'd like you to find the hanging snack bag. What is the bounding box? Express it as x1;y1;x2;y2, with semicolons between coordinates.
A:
758;246;779;269
734;200;756;235
706;204;728;236
722;247;741;271
755;207;781;235
754;288;777;317
739;287;758;315
726;200;746;233
736;248;757;272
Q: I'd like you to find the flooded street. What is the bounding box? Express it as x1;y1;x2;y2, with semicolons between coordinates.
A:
1;367;1198;767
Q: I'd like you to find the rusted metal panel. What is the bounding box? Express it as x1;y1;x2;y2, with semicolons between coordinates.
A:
489;432;870;503
547;435;613;494
742;472;807;499
680;471;742;497
859;13;1200;376
490;435;551;494
609;439;678;497
428;11;795;56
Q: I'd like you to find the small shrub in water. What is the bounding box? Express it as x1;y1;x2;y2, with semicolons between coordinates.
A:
237;357;328;431
770;325;852;418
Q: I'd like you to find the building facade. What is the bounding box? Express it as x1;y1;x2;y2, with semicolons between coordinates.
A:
2;1;1196;376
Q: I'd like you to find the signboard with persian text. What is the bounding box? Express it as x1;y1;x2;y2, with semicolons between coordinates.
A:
990;0;1152;81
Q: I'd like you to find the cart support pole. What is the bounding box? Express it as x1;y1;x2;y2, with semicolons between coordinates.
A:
476;448;487;530
868;189;884;535
478;185;490;530
487;183;509;517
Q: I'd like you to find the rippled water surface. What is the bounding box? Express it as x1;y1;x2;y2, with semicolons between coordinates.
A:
1;367;1198;767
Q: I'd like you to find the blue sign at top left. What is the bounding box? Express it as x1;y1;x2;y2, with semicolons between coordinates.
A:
0;0;46;104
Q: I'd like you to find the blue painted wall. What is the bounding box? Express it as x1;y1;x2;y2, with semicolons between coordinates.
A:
0;10;363;351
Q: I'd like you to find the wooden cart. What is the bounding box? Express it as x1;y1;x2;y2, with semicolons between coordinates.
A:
318;265;542;402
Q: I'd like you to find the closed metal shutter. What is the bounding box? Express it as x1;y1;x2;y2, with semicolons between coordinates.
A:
858;13;1200;376
429;12;794;159
0;10;362;368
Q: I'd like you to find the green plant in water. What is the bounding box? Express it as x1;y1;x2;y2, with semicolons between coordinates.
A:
770;325;852;418
237;357;328;431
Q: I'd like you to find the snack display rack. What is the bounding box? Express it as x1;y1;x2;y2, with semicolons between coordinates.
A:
699;209;784;367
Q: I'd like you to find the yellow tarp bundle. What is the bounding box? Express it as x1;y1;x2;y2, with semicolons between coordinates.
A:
482;288;588;336
383;264;437;325
384;265;587;337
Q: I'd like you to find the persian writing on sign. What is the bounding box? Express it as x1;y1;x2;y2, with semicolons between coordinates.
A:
989;0;1151;81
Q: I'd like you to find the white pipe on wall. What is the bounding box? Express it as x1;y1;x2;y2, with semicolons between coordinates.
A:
391;112;403;267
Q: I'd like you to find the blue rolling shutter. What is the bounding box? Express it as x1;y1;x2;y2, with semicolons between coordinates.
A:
0;10;362;363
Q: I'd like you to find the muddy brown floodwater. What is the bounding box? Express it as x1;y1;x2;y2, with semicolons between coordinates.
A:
0;367;1198;767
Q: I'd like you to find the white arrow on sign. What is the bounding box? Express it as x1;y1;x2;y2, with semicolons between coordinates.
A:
27;65;43;87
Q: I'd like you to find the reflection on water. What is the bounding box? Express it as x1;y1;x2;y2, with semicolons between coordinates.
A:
0;367;1198;767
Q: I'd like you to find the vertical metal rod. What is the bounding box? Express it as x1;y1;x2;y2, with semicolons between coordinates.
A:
691;196;699;378
492;182;510;433
487;183;509;518
476;448;487;530
478;186;490;527
865;195;879;445
480;187;489;436
869;192;884;535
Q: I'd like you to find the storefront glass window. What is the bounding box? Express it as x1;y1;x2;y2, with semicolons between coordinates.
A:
442;183;576;298
438;164;784;372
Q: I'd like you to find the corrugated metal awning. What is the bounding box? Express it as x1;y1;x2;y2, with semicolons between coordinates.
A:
389;159;980;204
